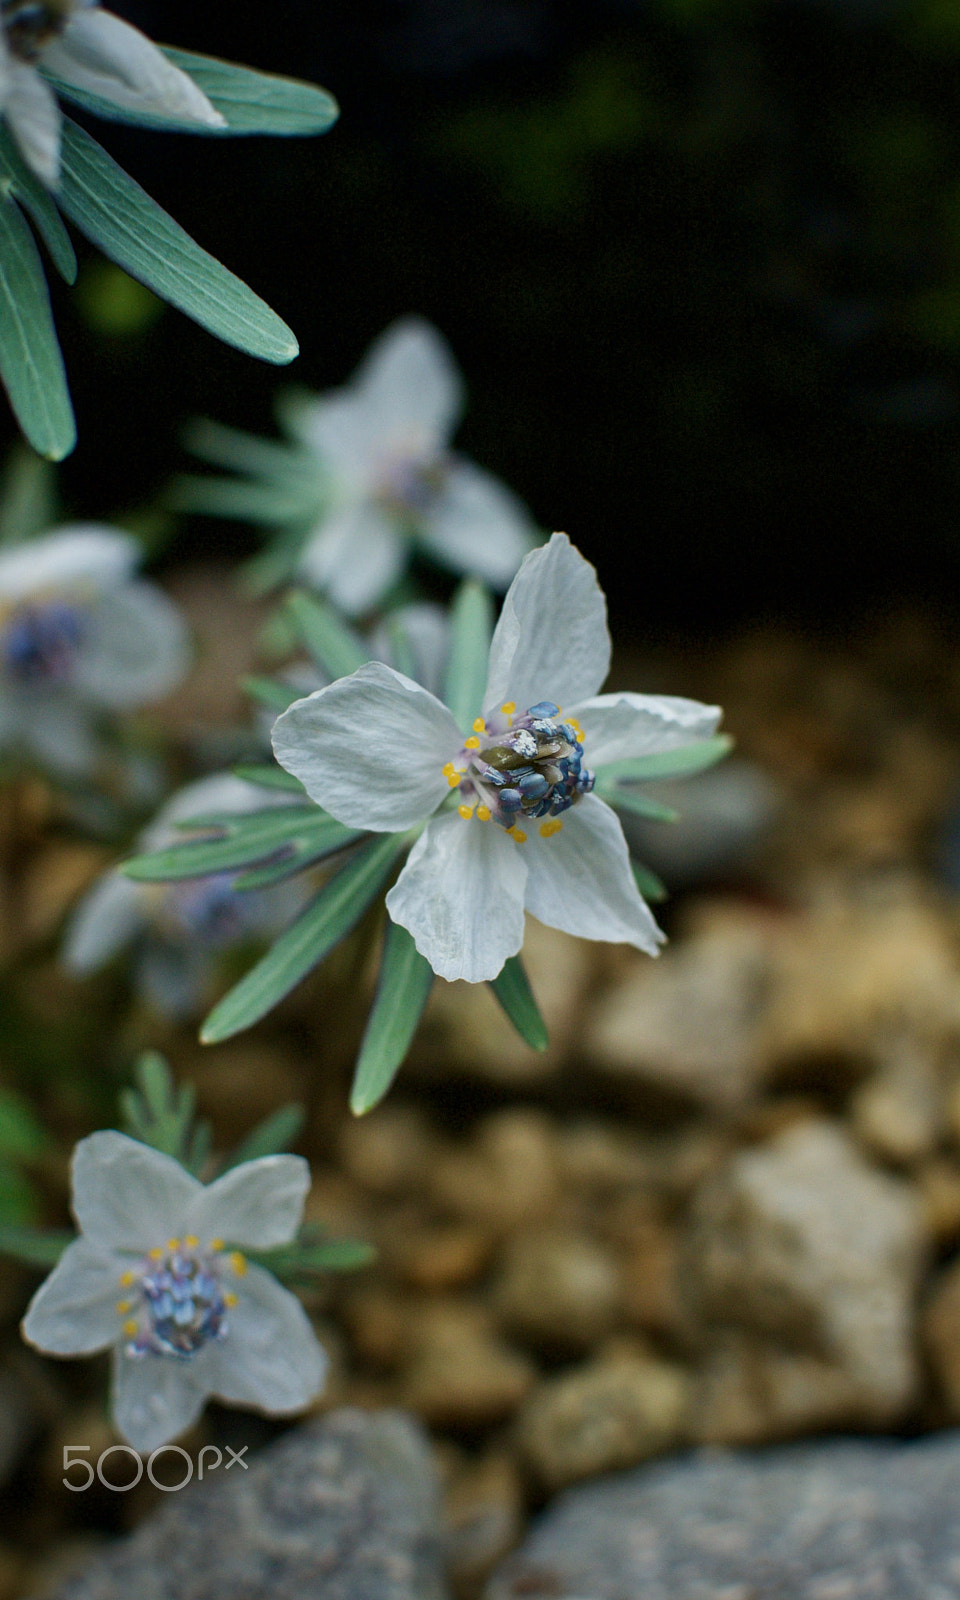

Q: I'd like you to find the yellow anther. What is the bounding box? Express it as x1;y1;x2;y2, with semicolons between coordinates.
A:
447;773;461;788
539;819;564;838
210;1238;225;1252
224;1291;238;1308
464;736;480;749
115;1300;131;1315
510;828;527;843
458;804;475;820
472;718;486;733
229;1251;248;1278
442;761;455;775
123;1319;138;1338
476;805;491;821
501;702;516;715
184;1235;199;1250
166;1238;181;1253
119;1270;136;1288
148;1246;164;1261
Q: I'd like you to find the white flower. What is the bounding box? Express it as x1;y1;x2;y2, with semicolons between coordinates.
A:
0;0;225;187
22;1130;326;1452
0;524;188;777
272;534;723;983
284;318;538;614
63;774;305;1015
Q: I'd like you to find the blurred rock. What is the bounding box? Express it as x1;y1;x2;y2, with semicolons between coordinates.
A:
443;1452;524;1600
619;757;781;888
686;1119;925;1427
431;1111;560;1233
618;1217;685;1341
23;843;110;945
515;1342;689;1492
692;1329;880;1445
922;1256;960;1417
554;1121;657;1192
918;1157;960;1243
400;1302;536;1429
341;1285;410;1371
583;902;775;1112
339;1105;438;1196
492;1229;621;1354
41;1409;447;1600
151;564;267;735
487;1432;960;1600
850;1030;945;1165
179;1039;306;1136
392;1224;494;1292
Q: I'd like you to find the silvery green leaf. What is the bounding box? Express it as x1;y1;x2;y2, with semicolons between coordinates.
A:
0;196;75;459
0;1226;73;1268
488;955;548;1051
169;474;319;525
182;416;322;482
232;764;306;795
242;674;303;713
122;806;354;881
222;1104;305;1170
350;920;434;1115
443;579;493;727
600;733;733;784
285;589;369;680
0;129;76;283
631;859;668;903
249;1223;374;1285
58;120;298;364
0;447;58;545
594;784;680;822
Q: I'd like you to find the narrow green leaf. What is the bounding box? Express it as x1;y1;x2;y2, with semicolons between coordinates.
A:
0;130;76;283
232;764;306;795
58;120;297;364
136;1050;174;1116
0;1089;48;1161
631;859;668;903
285;589;369;680
600;733;734;785
350;921;434;1115
489;955;548;1051
223;1103;305;1170
122;808;349;882
169;474;318;525
596;785;680;822
0;1225;73;1268
384;613;417;682
182;416;319;480
0;196;76;459
0;446;58;545
249;1225;375;1283
242;674;302;713
185;1118;212;1177
200;834;405;1042
231;827;356;889
443;579;493;727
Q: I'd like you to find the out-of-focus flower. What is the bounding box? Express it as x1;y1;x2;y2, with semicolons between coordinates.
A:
181;318;539;613
0;525;188;777
63;774;306;1016
22;1130;326;1451
0;0;224;186
272;534;722;982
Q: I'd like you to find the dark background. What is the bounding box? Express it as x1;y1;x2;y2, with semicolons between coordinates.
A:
14;0;960;641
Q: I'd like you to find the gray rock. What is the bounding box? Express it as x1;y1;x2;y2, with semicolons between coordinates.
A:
487;1432;960;1600
42;1409;448;1600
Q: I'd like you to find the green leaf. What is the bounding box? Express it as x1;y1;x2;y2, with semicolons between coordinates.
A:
169;474;319;525
595;785;680;822
122;807;356;882
119;1051;208;1165
350;921;434;1115
0;195;76;459
230;830;350;890
0;1225;73;1268
0;129;76;283
232;764;306;795
0;446;58;545
242;674;303;713
631;858;668;903
183;416;320;480
285;589;369;680
200;834;405;1042
0;1090;48;1162
249;1223;375;1284
223;1103;305;1169
489;955;549;1051
58;119;297;364
443;579;493;727
599;733;733;784
44;52;338;138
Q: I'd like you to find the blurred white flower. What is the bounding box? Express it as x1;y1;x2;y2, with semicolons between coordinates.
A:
272;534;723;982
0;0;224;187
63;773;305;1016
22;1130;326;1452
0;524;188;777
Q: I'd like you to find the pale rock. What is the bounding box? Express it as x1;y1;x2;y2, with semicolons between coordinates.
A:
390;1224;494;1292
492;1229;621;1354
339;1105;438;1196
922;1256;960;1417
443;1452;524;1600
851;1030;945;1165
918;1157;960;1243
431;1111;560;1233
400;1301;536;1429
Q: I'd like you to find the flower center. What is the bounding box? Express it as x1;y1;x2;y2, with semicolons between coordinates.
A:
1;0;72;62
161;874;250;948
1;600;85;684
376;453;446;520
118;1239;245;1361
445;701;595;838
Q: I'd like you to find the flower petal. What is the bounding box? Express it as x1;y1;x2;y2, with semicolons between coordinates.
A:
21;698;98;777
62;871;145;973
74;581;190;709
111;1346;207;1453
6;62;60;185
298;504;406;617
483;533;610;716
523;793;664;955
44;10;225;128
203;1265;327;1413
573;692;724;770
386;809;526;981
182;1155;310;1250
272;661;460;830
71;1131;202;1253
354;318;464;459
281;393;377;490
420;457;537;589
21;1238;121;1356
0;526;134;602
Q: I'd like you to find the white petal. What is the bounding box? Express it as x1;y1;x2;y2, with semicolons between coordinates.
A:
483;533;610;717
420;457;537;588
523;792;664;955
272;662;460;830
73;581;189;709
367;601;449;698
353;318;464;459
385;809;526;981
182;1155;309;1250
573;692;724;770
6;62;60;185
21;1238;121;1356
22;697;98;777
298;504;406;617
203;1265;327;1413
282;392;378;489
71;1131;202;1253
111;1347;207;1453
0;526;135;602
62;871;145;973
44;11;225;129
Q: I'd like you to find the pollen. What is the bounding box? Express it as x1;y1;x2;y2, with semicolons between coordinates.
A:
184;1234;199;1250
476;805;491;821
442;762;455;776
447;773;461;788
458;804;475;819
540;819;564;837
464;736;480;749
119;1270;136;1288
229;1251;247;1278
509;827;527;843
224;1291;238;1308
500;702;516;715
472;718;486;733
115;1300;131;1314
123;1319;139;1338
166;1238;181;1252
148;1246;164;1260
210;1238;225;1252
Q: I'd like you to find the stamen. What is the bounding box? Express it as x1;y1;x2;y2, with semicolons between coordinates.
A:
500;702;516;715
115;1300;131;1314
456;700;595;831
458;804;475;819
229;1251;247;1277
464;736;480;750
472;718;486;733
476;805;491;821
